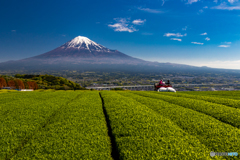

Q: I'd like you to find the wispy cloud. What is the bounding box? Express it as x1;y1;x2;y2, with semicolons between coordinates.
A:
199;6;208;14
200;32;207;35
108;18;138;33
198;5;209;14
225;42;232;44
182;26;188;31
137;7;163;13
205;37;210;41
164;33;187;37
228;0;238;4
218;42;232;47
170;38;182;41
186;0;199;4
211;2;240;10
11;30;16;32
162;0;166;6
218;45;230;47
214;0;218;3
132;19;146;25
191;42;204;45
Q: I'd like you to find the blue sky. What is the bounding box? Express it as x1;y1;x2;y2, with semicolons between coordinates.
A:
0;0;240;69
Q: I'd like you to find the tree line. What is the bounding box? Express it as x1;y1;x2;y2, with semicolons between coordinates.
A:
0;76;38;90
0;74;86;90
15;74;86;90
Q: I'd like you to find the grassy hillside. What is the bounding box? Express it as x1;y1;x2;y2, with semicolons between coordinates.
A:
1;90;239;159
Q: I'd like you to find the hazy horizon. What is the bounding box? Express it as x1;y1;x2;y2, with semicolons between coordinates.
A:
1;0;240;70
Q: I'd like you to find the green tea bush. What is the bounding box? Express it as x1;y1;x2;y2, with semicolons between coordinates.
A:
154;91;240;109
100;91;211;160
133;91;240;129
1;92;80;159
118;91;240;158
12;92;112;159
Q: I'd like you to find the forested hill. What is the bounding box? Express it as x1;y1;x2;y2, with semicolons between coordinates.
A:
0;74;86;90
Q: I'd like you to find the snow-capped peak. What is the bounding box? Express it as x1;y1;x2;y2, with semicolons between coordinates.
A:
62;36;109;52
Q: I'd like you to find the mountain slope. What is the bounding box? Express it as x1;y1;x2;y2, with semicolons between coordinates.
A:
30;36;142;64
0;35;215;72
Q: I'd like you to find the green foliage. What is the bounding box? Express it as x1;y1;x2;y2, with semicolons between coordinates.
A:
0;89;18;93
118;91;240;156
11;92;112;159
13;74;85;90
1;92;76;158
100;91;211;159
155;91;240;109
133;91;240;128
182;90;240;100
1;90;240;159
34;89;45;92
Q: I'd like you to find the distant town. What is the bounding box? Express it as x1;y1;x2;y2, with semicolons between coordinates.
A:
1;70;240;91
65;71;240;91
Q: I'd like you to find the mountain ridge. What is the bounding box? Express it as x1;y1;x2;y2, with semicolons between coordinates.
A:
0;35;218;72
28;36;142;64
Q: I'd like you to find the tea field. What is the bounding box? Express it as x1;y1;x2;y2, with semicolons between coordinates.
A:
0;90;239;159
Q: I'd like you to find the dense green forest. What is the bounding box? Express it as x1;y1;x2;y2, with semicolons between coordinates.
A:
0;74;86;90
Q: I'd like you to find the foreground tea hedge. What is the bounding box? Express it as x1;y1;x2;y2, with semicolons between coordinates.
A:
1;90;239;159
183;90;240;100
133;91;240;129
118;91;240;158
154;91;240;109
100;91;211;159
12;92;112;159
1;91;80;159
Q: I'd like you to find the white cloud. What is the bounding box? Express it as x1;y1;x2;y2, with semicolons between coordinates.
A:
108;18;138;33
225;42;232;44
203;6;208;8
211;2;240;10
170;38;182;41
205;37;210;41
200;60;240;69
182;26;188;31
218;42;232;47
218;45;230;47
228;0;238;4
214;0;218;3
200;32;207;35
162;0;166;6
186;0;199;4
138;7;163;13
164;33;187;37
191;42;204;45
132;19;146;25
199;9;204;13
11;30;16;32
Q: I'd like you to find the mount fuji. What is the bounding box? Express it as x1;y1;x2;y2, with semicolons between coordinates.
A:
0;36;208;72
30;36;146;65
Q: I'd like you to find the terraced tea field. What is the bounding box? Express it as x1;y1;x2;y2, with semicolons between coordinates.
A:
0;90;239;159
